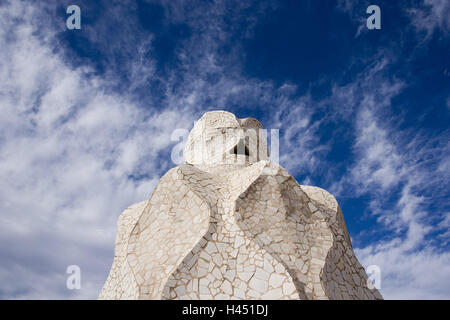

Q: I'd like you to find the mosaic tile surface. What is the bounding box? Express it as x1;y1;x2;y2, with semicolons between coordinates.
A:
99;111;382;300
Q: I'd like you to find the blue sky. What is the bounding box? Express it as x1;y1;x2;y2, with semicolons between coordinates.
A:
0;0;448;299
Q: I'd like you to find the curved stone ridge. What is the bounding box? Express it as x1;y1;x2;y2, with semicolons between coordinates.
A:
99;111;383;300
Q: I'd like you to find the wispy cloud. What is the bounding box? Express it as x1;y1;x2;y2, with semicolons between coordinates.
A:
0;1;196;299
0;0;319;299
324;57;450;298
408;0;450;39
0;0;448;300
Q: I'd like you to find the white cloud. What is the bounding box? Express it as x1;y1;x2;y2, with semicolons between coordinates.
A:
356;241;450;299
0;1;195;299
408;0;450;39
333;79;450;299
0;0;319;299
349;106;450;298
272;94;329;178
0;0;448;300
338;0;450;40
